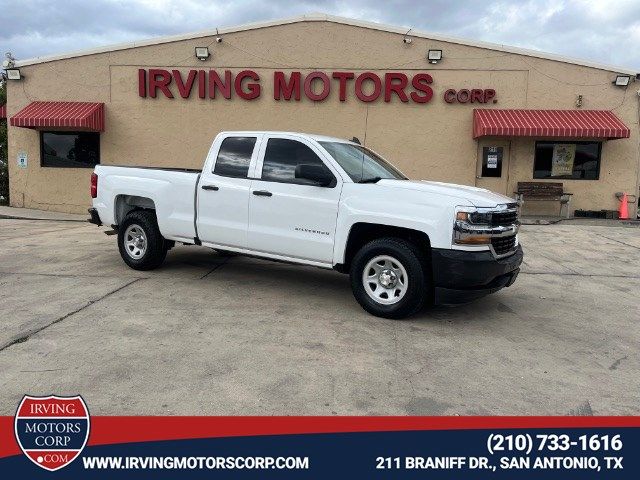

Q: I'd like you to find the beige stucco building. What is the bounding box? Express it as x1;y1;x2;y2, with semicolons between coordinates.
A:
3;13;639;216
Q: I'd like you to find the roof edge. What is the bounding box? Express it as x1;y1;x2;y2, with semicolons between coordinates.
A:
14;12;639;75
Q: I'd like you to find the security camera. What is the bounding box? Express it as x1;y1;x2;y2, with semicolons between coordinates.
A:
4;52;16;68
216;36;222;43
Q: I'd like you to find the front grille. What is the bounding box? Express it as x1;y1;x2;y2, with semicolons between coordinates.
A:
491;235;517;256
491;210;518;227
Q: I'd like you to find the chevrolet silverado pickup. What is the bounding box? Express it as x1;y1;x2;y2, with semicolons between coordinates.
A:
89;131;523;319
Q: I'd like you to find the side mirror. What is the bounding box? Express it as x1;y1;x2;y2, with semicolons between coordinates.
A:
295;164;335;187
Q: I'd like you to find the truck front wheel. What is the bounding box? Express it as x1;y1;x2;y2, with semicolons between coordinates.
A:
350;238;428;319
118;210;167;270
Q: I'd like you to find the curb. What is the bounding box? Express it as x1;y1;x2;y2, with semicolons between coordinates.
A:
521;217;640;227
0;214;87;223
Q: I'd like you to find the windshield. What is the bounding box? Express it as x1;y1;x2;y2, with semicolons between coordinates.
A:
319;142;408;182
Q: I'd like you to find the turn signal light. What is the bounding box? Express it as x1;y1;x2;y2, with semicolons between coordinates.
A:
455;235;491;245
90;173;98;198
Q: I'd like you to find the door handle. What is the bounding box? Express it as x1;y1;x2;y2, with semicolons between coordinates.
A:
201;185;219;191
252;190;272;197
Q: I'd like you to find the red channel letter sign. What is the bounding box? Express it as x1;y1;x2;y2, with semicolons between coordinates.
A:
138;69;496;104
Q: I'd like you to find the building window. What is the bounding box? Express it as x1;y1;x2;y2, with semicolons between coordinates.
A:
261;138;335;186
533;141;601;180
41;131;100;168
213;136;256;178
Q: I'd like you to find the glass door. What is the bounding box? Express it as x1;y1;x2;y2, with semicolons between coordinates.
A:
475;141;510;195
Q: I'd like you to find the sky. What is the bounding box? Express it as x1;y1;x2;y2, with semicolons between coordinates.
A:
1;0;639;70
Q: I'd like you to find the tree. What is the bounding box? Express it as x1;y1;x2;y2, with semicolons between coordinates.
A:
0;79;7;205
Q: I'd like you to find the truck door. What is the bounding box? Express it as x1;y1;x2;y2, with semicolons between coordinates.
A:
247;135;342;264
197;135;261;248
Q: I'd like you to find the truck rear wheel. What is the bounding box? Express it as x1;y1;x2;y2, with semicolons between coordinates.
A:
118;210;167;270
350;238;428;319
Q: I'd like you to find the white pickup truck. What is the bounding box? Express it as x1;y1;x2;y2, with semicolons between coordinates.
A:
89;131;522;318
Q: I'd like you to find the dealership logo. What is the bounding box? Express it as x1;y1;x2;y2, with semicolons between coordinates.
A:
14;395;90;472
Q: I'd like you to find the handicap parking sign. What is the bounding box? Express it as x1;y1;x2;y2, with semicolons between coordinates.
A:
17;152;27;168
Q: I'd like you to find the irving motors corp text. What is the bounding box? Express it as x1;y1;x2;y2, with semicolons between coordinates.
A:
137;68;497;105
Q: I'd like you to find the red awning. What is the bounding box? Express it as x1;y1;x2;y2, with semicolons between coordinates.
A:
473;109;630;140
10;101;105;132
0;104;5;120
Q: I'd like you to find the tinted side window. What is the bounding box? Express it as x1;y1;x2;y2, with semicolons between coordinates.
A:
262;138;330;185
41;132;100;168
213;137;257;178
533;141;601;180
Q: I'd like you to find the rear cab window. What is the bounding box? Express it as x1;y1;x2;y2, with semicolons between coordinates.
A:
213;136;257;178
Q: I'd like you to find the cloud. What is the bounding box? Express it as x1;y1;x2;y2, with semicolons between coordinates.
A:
1;0;638;69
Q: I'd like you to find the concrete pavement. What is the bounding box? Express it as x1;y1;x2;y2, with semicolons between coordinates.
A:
0;205;88;222
0;217;638;415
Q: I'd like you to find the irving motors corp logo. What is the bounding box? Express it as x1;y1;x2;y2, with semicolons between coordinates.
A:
14;395;90;471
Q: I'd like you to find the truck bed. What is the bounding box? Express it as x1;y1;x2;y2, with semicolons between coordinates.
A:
93;165;200;242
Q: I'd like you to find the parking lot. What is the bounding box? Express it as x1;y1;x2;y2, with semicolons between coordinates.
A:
0;216;638;415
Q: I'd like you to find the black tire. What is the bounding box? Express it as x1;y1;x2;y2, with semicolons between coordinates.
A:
117;210;167;270
350;237;429;319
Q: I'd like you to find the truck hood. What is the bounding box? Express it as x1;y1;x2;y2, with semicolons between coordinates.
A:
377;179;514;207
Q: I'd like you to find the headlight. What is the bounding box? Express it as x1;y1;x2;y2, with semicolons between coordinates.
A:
453;207;492;245
456;210;492;225
453;205;520;249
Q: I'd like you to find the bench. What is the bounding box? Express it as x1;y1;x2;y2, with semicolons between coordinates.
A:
514;182;573;218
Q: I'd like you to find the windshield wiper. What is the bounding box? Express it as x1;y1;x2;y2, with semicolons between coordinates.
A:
358;176;382;184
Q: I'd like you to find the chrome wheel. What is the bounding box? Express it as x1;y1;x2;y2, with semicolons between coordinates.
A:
124;224;147;259
362;255;408;305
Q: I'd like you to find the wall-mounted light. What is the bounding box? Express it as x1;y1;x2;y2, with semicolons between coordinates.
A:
613;75;630;87
427;49;442;64
195;47;210;61
5;68;21;80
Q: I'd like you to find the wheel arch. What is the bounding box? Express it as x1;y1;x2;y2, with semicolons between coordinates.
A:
114;195;156;225
336;222;431;273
